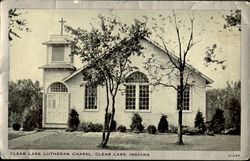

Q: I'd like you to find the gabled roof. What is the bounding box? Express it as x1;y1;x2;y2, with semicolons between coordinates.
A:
143;37;213;84
62;66;85;81
62;38;213;84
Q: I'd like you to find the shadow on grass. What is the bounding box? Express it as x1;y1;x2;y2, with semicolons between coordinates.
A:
8;131;38;140
8;133;25;140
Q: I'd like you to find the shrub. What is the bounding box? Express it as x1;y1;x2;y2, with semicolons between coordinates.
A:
147;125;157;134
130;113;144;133
117;125;126;132
182;126;200;135
9;112;22;130
67;108;80;132
12;123;21;131
78;122;103;132
22;107;42;131
168;124;178;133
91;123;103;132
211;108;225;134
104;113;117;132
223;128;240;135
158;114;169;133
194;111;206;134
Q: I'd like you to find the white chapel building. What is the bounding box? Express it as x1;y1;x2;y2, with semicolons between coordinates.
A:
40;32;213;129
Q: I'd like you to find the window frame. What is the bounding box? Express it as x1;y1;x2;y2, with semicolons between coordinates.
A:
176;85;192;112
84;85;99;111
51;45;66;63
124;72;151;112
125;84;136;111
46;82;70;124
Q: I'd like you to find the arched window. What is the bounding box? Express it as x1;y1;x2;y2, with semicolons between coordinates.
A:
125;71;149;83
125;72;150;111
48;82;68;92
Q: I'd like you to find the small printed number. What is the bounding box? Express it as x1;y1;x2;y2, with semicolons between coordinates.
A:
228;154;240;157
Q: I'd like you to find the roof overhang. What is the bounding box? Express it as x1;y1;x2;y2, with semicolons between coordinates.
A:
39;64;76;70
42;41;70;45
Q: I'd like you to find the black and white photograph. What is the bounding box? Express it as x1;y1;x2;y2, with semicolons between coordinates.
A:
1;0;249;160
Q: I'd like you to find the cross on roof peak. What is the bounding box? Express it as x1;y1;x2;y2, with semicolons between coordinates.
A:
59;18;66;35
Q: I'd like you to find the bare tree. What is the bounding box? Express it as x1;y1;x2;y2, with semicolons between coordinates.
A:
146;11;230;144
145;11;204;145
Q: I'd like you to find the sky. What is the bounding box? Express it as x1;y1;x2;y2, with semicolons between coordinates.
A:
9;9;240;89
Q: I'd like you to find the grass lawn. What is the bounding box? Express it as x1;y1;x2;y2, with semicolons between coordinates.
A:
8;128;37;140
8;130;240;150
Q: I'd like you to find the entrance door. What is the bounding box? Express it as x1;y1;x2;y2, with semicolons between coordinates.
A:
46;82;69;124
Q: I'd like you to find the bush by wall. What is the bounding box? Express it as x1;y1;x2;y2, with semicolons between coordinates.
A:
168;124;178;133
182;126;200;135
12;123;21;131
22;107;42;131
117;125;126;132
158;114;169;133
130;113;144;133
194;111;206;134
78;122;103;132
147;125;157;134
66;108;80;132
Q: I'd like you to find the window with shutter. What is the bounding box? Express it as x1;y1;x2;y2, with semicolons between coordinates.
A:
52;45;65;62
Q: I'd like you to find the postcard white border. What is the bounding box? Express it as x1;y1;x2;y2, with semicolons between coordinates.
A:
0;0;249;160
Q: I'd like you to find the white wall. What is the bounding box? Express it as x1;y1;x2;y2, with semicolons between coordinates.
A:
64;39;208;128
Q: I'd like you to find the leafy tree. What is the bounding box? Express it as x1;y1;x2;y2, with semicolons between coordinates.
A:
8;79;42;126
22;107;42;131
206;81;240;133
223;10;241;31
9;8;30;41
204;44;226;70
65;15;149;148
211;108;225;134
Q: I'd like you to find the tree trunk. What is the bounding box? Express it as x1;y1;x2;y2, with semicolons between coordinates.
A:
176;70;184;145
98;83;109;147
99;95;116;148
176;109;184;144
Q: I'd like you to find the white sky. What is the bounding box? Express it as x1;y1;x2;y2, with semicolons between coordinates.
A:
9;9;240;89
